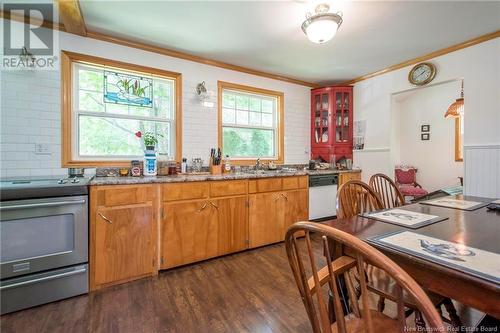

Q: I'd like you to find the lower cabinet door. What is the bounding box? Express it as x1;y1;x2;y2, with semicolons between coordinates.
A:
249;192;285;248
283;189;309;236
212;196;248;256
161;200;218;269
94;205;155;286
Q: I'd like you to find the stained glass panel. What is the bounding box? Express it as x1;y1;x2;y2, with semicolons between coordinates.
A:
104;70;153;107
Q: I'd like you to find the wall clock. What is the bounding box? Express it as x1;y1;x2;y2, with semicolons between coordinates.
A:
408;62;436;86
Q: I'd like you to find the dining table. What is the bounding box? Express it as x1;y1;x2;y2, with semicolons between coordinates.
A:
320;195;500;319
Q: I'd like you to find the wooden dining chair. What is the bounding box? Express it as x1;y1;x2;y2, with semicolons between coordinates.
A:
336;180;383;219
285;222;445;333
337;180;461;329
369;173;405;209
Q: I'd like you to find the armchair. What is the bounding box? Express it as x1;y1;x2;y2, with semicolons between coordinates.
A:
395;166;428;200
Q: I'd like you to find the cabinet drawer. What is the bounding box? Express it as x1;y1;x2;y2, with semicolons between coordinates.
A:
162;182;209;201
339;172;361;186
249;178;282;193
282;176;308;190
97;185;153;207
210;180;247;197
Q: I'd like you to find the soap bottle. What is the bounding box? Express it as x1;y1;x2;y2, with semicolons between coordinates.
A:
181;158;187;173
143;149;157;176
224;155;231;173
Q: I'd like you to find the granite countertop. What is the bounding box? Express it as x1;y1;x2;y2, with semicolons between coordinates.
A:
89;168;361;186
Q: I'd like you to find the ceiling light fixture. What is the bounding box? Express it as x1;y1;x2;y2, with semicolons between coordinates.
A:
302;3;343;44
445;80;464;118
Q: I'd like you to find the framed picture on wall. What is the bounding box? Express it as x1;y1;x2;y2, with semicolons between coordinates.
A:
421;125;430;132
421;133;430;141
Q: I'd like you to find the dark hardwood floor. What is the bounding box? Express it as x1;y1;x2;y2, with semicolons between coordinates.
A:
0;238;485;333
1;243;312;333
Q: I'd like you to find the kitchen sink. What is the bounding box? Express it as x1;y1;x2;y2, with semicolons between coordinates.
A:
242;168;297;175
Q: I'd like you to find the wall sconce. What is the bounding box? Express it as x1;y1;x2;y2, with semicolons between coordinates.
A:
196;81;208;101
195;81;214;107
19;46;35;64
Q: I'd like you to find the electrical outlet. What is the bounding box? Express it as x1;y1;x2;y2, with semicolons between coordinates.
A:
35;143;50;155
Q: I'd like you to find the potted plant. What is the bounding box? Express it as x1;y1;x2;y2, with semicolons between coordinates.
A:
135;131;163;150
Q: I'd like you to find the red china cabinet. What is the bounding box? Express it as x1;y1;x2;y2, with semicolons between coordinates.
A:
310;86;353;163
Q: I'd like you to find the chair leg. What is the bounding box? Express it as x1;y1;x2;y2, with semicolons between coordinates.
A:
442;298;462;328
377;296;386;313
415;310;426;329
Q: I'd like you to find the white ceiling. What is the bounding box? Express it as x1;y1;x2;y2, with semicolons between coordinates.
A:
77;1;500;85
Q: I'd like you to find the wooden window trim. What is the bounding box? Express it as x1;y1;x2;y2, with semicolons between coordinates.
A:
217;81;284;165
61;50;182;167
455;116;463;162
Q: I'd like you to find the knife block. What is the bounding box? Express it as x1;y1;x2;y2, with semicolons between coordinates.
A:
210;163;222;175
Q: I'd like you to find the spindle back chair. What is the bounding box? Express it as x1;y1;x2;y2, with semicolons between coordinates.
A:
337;180;383;219
285;222;445;333
369;173;405;209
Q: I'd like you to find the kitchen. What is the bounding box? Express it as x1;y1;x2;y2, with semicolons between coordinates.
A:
1;1;499;332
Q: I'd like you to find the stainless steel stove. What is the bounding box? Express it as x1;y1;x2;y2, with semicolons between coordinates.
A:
0;176;90;314
0;176;91;201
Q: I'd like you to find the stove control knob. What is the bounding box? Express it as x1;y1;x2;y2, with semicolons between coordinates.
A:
71;178;80;183
58;179;68;184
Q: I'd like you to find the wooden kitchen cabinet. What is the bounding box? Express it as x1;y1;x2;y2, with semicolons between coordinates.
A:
283;189;309;232
160;195;248;269
93;206;155;286
212;196;248;255
249;187;308;248
338;171;361;187
90;185;157;290
90;176;309;287
249;192;285;248
161;199;218;269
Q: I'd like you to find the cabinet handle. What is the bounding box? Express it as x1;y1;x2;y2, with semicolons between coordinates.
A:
274;195;280;202
209;201;219;210
98;212;113;224
280;193;288;201
196;202;208;213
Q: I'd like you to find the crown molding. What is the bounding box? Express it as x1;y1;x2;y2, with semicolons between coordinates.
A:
0;10;317;88
343;30;500;85
1;10;498;88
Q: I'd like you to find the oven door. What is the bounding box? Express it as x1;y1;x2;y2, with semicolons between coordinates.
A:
0;196;88;279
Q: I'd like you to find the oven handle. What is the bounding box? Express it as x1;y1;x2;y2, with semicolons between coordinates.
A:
0;267;87;290
0;199;86;211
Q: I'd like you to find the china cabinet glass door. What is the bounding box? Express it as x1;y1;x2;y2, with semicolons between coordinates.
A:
314;92;330;145
335;91;350;143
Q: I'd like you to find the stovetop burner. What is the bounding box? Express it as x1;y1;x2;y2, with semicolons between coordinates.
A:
0;176;91;201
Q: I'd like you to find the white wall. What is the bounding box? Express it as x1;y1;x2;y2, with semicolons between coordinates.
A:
0;21;311;177
353;38;500;197
392;81;463;192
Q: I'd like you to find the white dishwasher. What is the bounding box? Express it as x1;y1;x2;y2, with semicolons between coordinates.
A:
308;174;338;220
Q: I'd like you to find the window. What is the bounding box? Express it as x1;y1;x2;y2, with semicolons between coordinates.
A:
61;51;182;167
218;81;284;164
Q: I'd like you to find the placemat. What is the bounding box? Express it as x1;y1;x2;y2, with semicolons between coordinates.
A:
368;231;500;284
420;196;489;211
361;208;447;229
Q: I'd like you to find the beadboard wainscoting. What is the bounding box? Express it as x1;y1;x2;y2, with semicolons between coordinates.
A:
464;144;500;198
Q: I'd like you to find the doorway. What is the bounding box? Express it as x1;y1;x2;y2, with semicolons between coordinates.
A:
390;80;464;192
